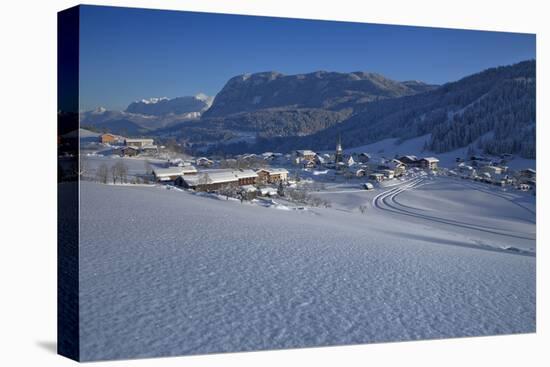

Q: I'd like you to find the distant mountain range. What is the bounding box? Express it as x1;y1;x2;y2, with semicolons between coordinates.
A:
207;60;536;159
80;94;213;135
80;60;536;159
126;94;213;116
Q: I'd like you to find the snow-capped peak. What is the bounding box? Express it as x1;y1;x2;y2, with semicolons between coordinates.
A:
92;106;107;114
138;97;169;104
195;93;214;108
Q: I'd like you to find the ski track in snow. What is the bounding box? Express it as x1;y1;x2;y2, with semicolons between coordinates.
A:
373;179;535;247
79;180;535;361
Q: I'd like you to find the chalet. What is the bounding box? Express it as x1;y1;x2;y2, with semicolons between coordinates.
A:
141;145;158;154
363;182;374;190
356;153;371;163
457;164;476;178
303;160;316;169
369;173;384;182
398;155;420;167
355;169;367;177
469;156;491;167
518;169;536;186
387;159;406;176
346;156;355;167
255;168;289;184
479;165;504;176
520;168;536;180
381;169;395;179
196;157;214;167
119;146;139;157
420;157;439;170
99;133;119;144
125;138;154;148
153;166;198;182
295;150;317;161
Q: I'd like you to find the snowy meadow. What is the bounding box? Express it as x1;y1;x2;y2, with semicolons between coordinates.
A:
79;175;535;361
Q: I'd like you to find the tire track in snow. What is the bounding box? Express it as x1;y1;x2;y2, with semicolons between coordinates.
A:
372;178;535;251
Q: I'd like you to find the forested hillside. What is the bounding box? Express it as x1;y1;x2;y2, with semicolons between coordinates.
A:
215;60;535;158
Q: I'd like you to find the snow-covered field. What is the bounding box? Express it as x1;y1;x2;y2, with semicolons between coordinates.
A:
79;176;535;361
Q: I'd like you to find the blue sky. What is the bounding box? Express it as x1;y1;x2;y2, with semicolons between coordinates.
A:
79;5;536;111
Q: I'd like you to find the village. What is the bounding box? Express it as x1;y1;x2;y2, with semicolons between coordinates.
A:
73;131;537;210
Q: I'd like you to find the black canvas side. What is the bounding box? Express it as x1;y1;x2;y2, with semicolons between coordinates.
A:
57;5;80;362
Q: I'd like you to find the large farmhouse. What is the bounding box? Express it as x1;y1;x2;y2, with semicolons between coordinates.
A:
398;155;439;170
420;157;439;170
153;166;197;182
99;133;120;144
119;146;139;157
178;169;258;191
398;155;420;167
256;168;289;184
125;138;155;148
295;150;317;161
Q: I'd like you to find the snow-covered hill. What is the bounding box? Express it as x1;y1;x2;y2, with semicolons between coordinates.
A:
79;180;535;361
345;134;536;170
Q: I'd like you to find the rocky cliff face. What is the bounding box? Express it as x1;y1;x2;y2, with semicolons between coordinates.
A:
203;70;436;118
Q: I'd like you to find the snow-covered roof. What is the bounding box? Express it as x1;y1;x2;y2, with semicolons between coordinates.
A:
181;166;198;174
399;155;418;161
153;166;197;177
256;168;289;175
259;187;278;195
296;149;316;156
422;157;440;163
141;145;158;150
234;169;258;179
121;145;139;151
183;169;258;186
240;185;257;192
125;138;154;143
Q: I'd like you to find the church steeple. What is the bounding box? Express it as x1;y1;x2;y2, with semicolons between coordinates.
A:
335;133;343;163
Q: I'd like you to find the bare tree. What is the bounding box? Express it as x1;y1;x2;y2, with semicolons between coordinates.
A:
110;164;118;184
144;160;152;175
96;163;109;184
166;138;182;154
79;156;90;179
114;161;129;184
218;183;239;199
277;181;285;197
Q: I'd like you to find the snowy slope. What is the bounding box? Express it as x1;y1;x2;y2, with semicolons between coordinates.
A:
345;134;536;170
79;181;535;361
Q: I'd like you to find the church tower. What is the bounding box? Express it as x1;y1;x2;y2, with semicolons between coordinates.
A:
335;134;343;163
